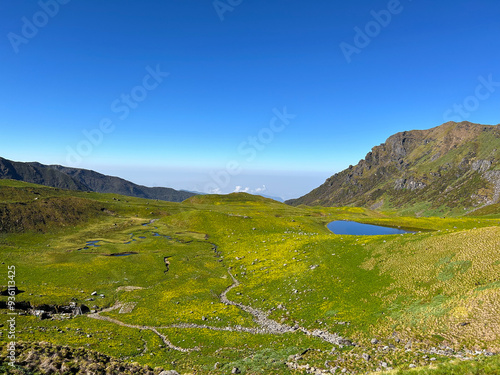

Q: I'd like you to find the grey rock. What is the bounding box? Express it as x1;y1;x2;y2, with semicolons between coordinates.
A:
405;339;413;349
471;159;492;172
338;338;354;346
32;310;49;320
370;338;378;344
394;177;426;191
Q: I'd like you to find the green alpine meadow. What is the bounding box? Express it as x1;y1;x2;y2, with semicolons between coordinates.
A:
1;123;499;375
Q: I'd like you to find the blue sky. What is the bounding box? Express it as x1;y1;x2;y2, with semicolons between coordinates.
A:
1;0;499;199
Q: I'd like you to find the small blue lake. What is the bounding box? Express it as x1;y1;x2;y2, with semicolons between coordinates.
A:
327;221;415;236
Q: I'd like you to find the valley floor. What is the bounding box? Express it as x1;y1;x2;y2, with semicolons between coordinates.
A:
0;182;499;374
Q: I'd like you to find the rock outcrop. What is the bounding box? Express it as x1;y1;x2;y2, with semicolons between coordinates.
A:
287;122;500;214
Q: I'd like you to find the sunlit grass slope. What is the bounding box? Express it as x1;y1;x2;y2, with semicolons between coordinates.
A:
0;181;498;374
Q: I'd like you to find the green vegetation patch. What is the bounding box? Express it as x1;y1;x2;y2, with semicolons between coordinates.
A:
0;181;499;374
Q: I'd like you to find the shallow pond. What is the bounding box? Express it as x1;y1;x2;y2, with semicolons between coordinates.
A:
327;220;415;235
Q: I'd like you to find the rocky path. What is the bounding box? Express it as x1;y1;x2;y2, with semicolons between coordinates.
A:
220;270;295;335
221;270;348;345
88;268;348;352
88;304;198;352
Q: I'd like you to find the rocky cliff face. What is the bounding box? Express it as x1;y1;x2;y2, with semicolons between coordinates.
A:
287;122;500;215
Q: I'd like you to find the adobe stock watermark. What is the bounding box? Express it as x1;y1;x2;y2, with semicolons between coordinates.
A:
6;265;17;368
340;0;409;63
66;65;169;165
204;107;296;194
7;0;71;54
443;74;500;122
213;0;243;21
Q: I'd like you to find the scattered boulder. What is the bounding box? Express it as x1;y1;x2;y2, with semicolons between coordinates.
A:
164;256;171;273
338;338;354;346
27;303;90;319
58;303;89;315
32;310;50;320
34;304;57;314
405;339;413;350
471;159;492;172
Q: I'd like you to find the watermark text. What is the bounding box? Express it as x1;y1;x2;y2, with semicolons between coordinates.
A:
6;265;17;367
443;74;500;122
66;65;169;165
340;0;407;63
8;0;71;54
204;107;296;193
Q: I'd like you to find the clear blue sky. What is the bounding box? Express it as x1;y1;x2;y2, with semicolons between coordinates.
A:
1;0;499;199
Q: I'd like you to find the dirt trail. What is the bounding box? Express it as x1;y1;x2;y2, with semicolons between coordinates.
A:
88;304;198;352
220;270;295;334
88;267;348;352
222;270;346;345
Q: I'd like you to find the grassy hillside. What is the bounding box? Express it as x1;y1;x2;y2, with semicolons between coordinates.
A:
0;181;498;374
0;157;196;203
287;122;500;216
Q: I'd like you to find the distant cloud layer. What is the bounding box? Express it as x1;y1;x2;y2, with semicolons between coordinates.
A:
233;185;267;194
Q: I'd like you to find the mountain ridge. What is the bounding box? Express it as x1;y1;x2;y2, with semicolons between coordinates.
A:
0;157;196;203
286;121;500;215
